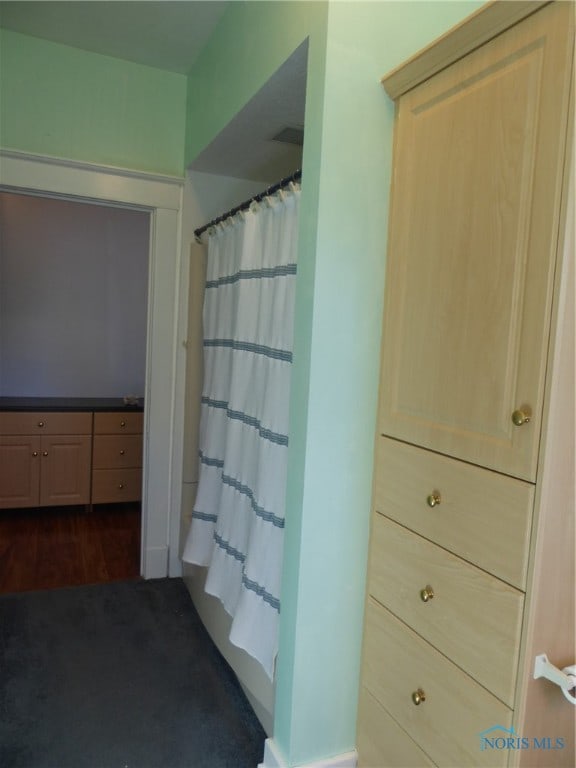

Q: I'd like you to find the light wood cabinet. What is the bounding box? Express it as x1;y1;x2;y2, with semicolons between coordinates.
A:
0;412;92;508
358;2;574;766
0;435;41;507
0;408;143;509
91;411;143;504
377;1;572;484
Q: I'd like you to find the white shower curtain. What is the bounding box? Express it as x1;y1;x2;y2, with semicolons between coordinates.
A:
182;183;300;679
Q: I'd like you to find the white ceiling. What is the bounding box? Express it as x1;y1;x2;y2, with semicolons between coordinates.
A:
0;1;229;74
0;1;307;181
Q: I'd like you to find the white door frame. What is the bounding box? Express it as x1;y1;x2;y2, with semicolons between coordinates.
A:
0;149;185;579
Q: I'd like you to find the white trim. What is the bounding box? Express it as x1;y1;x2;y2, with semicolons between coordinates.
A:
0;149;183;210
0;148;184;186
259;739;357;768
0;150;185;580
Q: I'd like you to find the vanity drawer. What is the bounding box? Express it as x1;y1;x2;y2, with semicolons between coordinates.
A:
93;412;143;435
369;515;523;706
362;598;512;767
0;411;92;436
92;435;143;470
91;468;142;504
357;686;435;768
373;437;533;589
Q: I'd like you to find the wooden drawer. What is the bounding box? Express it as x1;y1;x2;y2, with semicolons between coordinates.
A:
0;411;92;436
357;686;435;768
92;435;143;470
369;515;523;706
91;468;142;504
93;412;143;435
373;437;534;589
362;598;512;767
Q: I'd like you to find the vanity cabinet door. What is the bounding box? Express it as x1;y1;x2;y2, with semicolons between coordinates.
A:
39;434;92;506
0;436;41;508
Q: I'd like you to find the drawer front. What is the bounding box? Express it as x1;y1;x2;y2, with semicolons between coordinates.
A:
91;468;142;504
362;598;512;767
374;437;533;589
92;435;143;470
369;515;523;706
357;686;435;768
0;411;92;436
93;412;143;435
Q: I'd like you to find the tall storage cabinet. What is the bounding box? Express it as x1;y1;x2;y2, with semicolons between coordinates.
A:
357;2;574;767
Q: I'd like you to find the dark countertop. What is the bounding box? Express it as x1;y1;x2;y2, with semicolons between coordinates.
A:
0;397;144;412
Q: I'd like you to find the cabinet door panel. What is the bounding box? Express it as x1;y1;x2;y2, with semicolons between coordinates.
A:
0;436;41;508
39;435;92;506
378;2;573;481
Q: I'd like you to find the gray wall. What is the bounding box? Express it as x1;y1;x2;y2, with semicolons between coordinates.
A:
0;192;149;397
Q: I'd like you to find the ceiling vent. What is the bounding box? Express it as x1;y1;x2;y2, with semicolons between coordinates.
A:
271;126;305;147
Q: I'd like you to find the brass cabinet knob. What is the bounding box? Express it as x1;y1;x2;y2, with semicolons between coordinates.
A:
427;491;441;507
420;585;435;602
120;450;126;455
32;451;39;457
37;421;44;428
412;688;426;705
512;408;531;426
120;421;126;428
118;483;124;489
42;451;48;457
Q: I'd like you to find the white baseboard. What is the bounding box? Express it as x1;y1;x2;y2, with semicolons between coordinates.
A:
259;738;357;768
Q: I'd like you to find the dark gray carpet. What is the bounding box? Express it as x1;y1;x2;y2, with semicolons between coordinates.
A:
0;578;266;768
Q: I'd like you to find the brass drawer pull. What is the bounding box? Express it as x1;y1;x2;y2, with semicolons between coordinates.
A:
420;585;435;602
120;450;126;455
120;421;126;428
512;408;531;426
118;483;124;489
427;491;441;507
37;421;44;428
412;688;426;706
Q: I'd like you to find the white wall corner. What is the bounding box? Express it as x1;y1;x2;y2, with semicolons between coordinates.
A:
259;739;358;768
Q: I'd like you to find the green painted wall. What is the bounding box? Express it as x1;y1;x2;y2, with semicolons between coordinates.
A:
0;29;186;175
277;2;483;763
185;0;328;167
187;2;484;766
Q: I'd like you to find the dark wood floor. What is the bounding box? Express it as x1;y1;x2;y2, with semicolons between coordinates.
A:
0;503;141;594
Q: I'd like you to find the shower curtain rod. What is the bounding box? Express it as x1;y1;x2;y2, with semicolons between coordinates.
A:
194;169;302;242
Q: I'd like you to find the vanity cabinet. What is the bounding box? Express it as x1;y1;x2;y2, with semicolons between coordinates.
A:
91;412;143;504
0;403;144;509
0;412;92;508
358;2;574;767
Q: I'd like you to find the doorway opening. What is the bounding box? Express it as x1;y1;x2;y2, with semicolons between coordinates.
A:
0;152;184;585
0;191;150;593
